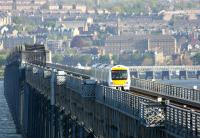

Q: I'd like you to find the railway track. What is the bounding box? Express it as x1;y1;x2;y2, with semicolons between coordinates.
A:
44;63;200;112
130;86;200;112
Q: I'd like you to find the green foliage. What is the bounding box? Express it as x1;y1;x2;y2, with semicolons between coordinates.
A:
110;1;146;14
131;52;143;65
0;69;4;77
48;33;67;40
174;1;199;10
45;21;56;28
142;52;155;66
12;16;22;24
151;0;158;8
52;54;64;63
13;16;36;26
13;16;37;33
112;54;119;64
71;36;93;48
79;55;92;65
99;55;110;64
105;51;155;66
64;48;77;56
48;34;58;40
0;51;8;67
0;55;6;66
0;50;9;77
192;53;200;65
14;25;23;32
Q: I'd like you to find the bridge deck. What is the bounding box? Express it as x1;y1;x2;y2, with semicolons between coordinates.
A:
0;81;22;138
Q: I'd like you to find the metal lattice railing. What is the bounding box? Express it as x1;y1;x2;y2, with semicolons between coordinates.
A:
131;78;200;104
140;102;165;127
165;105;200;138
24;65;200;137
96;86;156;119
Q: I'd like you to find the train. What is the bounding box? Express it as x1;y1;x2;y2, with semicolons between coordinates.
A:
47;63;131;90
90;64;131;91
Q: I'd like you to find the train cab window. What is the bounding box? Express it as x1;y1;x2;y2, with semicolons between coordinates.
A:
112;70;128;80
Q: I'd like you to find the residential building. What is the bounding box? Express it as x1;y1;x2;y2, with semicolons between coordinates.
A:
104;34;148;54
48;3;59;10
0;12;11;26
47;39;64;54
2;35;36;49
148;35;177;56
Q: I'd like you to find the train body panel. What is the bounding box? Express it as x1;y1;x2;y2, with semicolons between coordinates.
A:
47;63;131;90
91;64;131;90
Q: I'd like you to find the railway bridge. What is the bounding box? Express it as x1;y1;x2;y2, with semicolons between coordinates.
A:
4;44;200;138
129;66;200;80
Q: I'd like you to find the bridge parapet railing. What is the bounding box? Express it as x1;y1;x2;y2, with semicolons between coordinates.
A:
129;66;200;72
95;85;165;127
26;65;51;96
131;78;200;103
165;105;200;137
23;64;200;136
140;102;165;127
54;72;165;127
65;75;83;95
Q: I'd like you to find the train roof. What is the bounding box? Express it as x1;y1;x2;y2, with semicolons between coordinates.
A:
91;64;128;70
111;65;129;70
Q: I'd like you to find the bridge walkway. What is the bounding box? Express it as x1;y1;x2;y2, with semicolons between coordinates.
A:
0;81;22;138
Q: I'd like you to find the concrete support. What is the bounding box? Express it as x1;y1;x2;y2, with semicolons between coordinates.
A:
145;71;154;80
197;71;200;79
131;71;139;78
162;71;170;80
179;71;188;80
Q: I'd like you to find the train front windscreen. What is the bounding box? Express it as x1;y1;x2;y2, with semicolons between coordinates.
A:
111;70;128;80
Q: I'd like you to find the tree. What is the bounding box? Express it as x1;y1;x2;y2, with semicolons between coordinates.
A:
0;50;8;67
131;52;143;65
71;36;93;48
0;50;9;76
79;55;92;66
64;48;77;56
192;53;200;65
0;55;6;67
112;54;119;64
52;54;63;63
142;52;155;66
99;55;110;64
142;58;154;66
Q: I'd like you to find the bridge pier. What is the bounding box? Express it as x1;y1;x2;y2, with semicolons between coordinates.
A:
179;71;188;80
196;71;200;79
131;71;139;78
145;71;154;80
162;71;171;80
